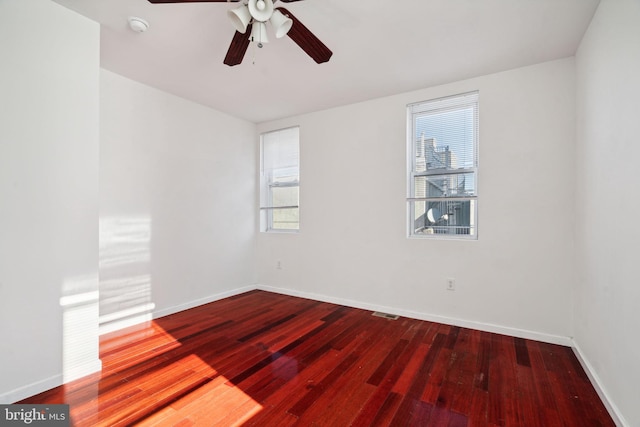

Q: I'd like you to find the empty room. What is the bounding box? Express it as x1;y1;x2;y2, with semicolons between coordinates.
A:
0;0;638;425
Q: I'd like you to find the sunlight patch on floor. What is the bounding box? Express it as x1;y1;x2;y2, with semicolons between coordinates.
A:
135;354;263;426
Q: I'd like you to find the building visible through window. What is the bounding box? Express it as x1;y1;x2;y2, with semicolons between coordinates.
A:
407;92;478;238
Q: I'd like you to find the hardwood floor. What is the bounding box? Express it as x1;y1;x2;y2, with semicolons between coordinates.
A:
20;290;615;426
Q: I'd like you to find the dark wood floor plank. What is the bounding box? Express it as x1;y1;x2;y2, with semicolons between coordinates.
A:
352;326;432;425
448;411;469;427
369;391;404;426
17;290;616;427
390;333;447;425
514;336;532;367
294;341;381;422
242;349;345;425
247;315;380;424
288;349;361;417
367;338;410;386
241;318;362;403
422;345;457;404
300;317;407;426
527;339;564;425
390;341;431;396
515;364;543;427
487;333;506;425
468;388;489;427
449;329;477;416
498;334;521;426
475;331;491;392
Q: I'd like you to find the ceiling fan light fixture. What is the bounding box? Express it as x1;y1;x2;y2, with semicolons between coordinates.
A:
250;21;269;47
148;0;332;67
228;5;251;33
270;9;293;38
248;0;274;22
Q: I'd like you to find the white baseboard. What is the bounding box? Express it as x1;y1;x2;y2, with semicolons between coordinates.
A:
258;285;626;424
152;285;256;320
571;342;627;427
256;284;572;346
1;287;256;403
98;283;570;346
63;359;103;384
0;359;103;404
98;285;258;336
5;283;624;427
0;374;63;404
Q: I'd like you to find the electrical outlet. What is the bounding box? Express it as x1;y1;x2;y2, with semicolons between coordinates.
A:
276;260;282;270
446;278;455;291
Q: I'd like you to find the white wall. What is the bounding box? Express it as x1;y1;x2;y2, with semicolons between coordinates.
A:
575;0;640;425
0;0;100;402
3;3;633;422
100;70;257;331
257;58;577;343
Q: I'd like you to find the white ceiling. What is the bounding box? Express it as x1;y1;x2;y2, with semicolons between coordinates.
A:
51;0;599;123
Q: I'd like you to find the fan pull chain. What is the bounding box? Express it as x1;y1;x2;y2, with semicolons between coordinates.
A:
251;41;256;65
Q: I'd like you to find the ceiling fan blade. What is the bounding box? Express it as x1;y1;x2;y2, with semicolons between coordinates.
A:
147;0;238;3
277;0;305;2
277;7;332;64
224;25;251;66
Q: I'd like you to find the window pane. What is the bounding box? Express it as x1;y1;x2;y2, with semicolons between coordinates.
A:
272;207;299;230
408;92;478;239
270;186;298;208
261;127;300;232
413;172;475;198
415;108;476;171
410;199;476;236
262;128;299;171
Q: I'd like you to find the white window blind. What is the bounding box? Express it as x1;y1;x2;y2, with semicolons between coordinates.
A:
407;92;478;238
260;127;300;231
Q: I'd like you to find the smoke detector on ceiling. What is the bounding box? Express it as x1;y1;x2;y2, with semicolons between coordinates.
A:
128;16;149;33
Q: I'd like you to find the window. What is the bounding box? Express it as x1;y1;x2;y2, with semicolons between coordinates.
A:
407;92;478;239
260;127;300;232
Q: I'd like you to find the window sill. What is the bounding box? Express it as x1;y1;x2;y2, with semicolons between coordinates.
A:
408;234;477;241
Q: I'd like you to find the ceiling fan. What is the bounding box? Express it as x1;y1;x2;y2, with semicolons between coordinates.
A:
147;0;332;66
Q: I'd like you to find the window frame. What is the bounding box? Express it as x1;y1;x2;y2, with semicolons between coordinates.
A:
260;126;300;233
406;91;479;240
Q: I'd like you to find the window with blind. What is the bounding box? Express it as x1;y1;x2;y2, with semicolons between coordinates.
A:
407;92;478;239
260;127;300;232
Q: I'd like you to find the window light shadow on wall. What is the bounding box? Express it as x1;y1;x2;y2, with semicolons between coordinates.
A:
60;274;100;384
99;217;154;335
